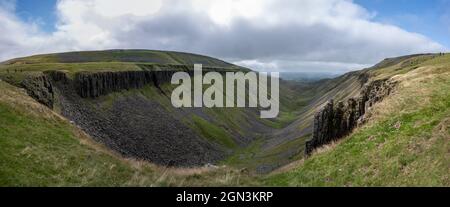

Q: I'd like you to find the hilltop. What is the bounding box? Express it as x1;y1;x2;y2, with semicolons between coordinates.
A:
0;50;245;85
2;49;238;68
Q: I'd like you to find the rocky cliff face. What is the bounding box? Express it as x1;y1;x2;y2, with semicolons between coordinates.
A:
21;75;55;108
15;68;269;167
72;68;236;98
19;70;187;108
44;69;225;167
46;70;69;83
74;70;177;98
305;79;397;155
19;68;233;107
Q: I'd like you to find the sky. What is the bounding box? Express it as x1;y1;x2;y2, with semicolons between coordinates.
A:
0;0;449;73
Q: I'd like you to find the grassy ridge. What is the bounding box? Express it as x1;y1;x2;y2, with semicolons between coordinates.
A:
0;49;243;85
1;50;235;67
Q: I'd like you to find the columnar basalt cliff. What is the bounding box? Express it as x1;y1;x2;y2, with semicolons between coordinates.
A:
74;70;177;98
40;69;226;167
305;79;397;155
21;70;171;104
21;75;55;108
72;67;239;98
20;68;234;107
45;70;69;83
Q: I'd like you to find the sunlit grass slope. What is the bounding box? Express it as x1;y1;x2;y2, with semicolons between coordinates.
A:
264;55;450;186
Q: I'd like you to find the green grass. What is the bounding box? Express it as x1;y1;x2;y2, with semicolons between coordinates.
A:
205;107;248;136
0;98;139;186
223;135;308;171
1;49;238;69
222;138;265;167
0;62;141;74
0;81;258;186
370;53;450;79
0;99;255;186
262;136;307;161
261;111;299;129
190;115;237;149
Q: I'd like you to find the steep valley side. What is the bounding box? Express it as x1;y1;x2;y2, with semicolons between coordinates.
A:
14;67;286;167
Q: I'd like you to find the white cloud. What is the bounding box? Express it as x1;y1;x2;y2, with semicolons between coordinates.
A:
234;59;370;73
91;0;162;17
0;0;446;72
0;4;53;60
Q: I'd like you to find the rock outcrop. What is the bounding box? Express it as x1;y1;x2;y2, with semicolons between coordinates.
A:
46;70;225;167
72;68;236;98
16;68;242;167
19;70;186;107
74;70;177;98
45;70;69;83
21;75;55;108
305;79;397;155
23;68;233;105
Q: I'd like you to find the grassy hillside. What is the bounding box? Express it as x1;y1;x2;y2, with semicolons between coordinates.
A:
264;54;450;186
0;80;258;186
